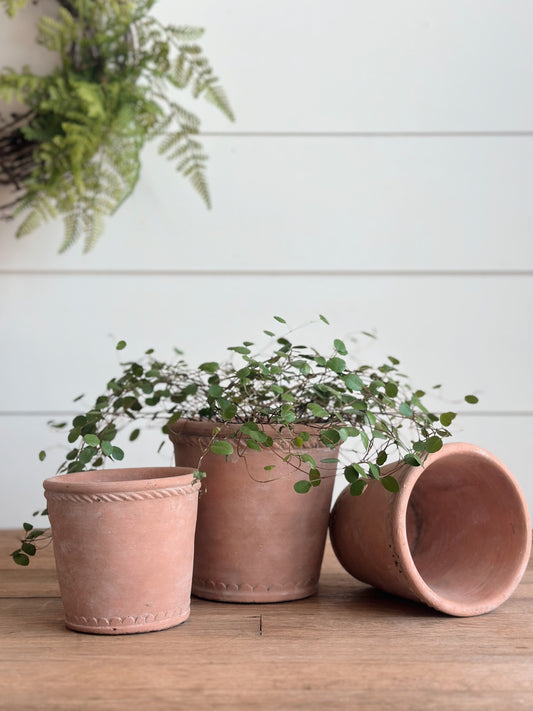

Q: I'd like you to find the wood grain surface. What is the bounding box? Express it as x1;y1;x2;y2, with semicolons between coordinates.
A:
0;529;532;710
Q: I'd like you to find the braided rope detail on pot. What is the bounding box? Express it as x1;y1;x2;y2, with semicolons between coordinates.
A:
45;483;199;504
173;434;323;451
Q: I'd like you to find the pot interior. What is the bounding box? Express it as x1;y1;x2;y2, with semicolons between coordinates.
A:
405;451;530;606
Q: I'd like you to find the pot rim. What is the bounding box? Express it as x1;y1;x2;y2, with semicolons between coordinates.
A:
168;418;323;440
391;442;532;616
43;466;197;495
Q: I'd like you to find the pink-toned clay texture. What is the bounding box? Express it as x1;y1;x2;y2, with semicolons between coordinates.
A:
329;443;532;616
170;420;337;602
44;467;200;634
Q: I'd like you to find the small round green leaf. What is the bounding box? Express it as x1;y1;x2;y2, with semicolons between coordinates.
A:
326;357;346;374
209;441;234;456
465;394;479;404
26;529;45;540
381;476;400;493
320;429;341;448
83;434;100;447
294;480;312;494
404;453;422;467
343;465;359;484
13;552;30;566
21;542;36;556
116;340;127;351
350;480;366;496
220;403;237;421
300;453;317;468
343;373;363;392
68;428;81;444
399;402;414;417
376;450;388;466
307;403;329;419
385;382;399;398
333;339;348;355
111;446;124;461
101;440;113;456
199;361;219;373
425;436;443;453
79;446;97;464
38;450;46;462
368;462;381;480
439;412;456;427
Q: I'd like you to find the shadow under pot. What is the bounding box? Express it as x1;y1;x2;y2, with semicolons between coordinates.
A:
44;466;200;634
329;442;532;616
169;419;337;603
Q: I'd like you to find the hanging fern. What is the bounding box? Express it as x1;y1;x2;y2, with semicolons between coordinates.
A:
0;0;234;252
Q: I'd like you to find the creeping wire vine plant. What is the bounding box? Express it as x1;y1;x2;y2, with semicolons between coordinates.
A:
11;315;479;565
0;0;234;251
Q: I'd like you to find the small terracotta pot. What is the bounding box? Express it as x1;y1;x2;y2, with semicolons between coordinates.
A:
329;443;531;616
169;420;337;602
44;466;200;634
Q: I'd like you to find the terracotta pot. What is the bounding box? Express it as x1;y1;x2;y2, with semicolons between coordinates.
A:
169;420;337;602
329;443;531;616
44;466;200;634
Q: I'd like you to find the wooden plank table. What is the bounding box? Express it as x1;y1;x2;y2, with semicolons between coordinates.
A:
1;529;532;710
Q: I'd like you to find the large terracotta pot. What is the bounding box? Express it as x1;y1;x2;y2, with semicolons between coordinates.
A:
169;420;337;602
44;466;200;634
329;443;532;616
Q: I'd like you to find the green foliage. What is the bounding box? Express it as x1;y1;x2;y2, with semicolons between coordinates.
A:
0;0;234;251
0;0;29;17
12;315;478;565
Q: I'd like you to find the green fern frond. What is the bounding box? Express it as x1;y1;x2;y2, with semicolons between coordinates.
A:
0;66;42;102
166;25;205;42
16;209;43;238
158;131;183;155
168;102;201;130
82;210;105;253
188;165;211;209
1;0;233;251
37;15;75;53
167;141;194;161
60;210;83;253
0;0;29;18
203;83;235;122
173;55;194;89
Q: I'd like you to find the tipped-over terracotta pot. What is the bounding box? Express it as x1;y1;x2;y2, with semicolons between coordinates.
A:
169;420;337;603
44;466;200;634
329;443;531;616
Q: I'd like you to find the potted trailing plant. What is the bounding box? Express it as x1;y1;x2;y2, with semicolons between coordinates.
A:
12;315;479;603
0;0;234;251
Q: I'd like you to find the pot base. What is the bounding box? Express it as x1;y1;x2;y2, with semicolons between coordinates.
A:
192;578;318;603
64;606;191;635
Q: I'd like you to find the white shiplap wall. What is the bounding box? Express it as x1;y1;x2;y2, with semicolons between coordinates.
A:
1;0;532;527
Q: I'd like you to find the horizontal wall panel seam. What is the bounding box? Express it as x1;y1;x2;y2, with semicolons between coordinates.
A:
199;131;533;138
1;270;533;278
